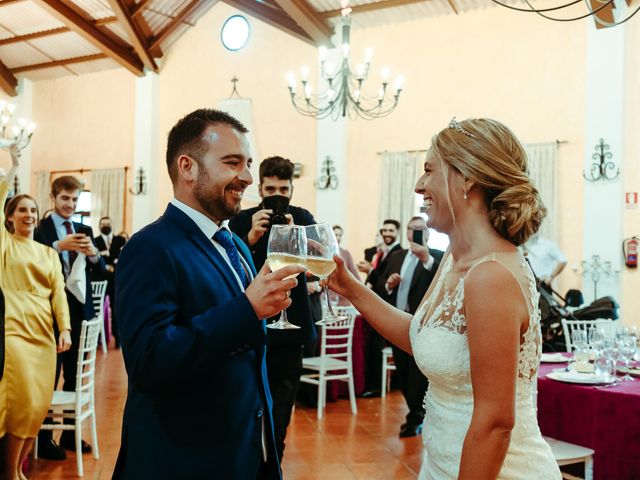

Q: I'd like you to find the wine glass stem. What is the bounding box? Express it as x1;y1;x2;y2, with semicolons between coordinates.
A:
279;308;289;324
323;282;336;316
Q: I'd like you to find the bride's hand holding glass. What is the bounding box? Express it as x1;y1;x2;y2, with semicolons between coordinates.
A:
324;254;360;299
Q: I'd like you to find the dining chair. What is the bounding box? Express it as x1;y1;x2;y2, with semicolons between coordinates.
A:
34;318;102;477
381;346;396;398
300;306;358;419
561;318;610;352
534;374;594;480
91;280;108;354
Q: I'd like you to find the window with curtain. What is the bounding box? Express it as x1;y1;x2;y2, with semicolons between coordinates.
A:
90;168;125;235
524;142;558;242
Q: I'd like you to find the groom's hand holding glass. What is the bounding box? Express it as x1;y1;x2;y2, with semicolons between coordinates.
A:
245;263;305;319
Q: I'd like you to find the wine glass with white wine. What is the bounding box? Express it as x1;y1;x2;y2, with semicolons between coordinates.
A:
304;223;347;325
266;225;307;330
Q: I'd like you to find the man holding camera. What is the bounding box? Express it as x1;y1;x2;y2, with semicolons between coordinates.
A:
229;156;317;464
375;216;443;437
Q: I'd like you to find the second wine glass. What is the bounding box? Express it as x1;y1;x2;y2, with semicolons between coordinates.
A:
304;223;347;325
266;225;307;330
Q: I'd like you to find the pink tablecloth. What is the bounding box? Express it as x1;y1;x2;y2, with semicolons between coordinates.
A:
537;362;640;480
326;316;369;400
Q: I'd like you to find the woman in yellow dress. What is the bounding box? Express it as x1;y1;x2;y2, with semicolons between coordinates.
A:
1;149;71;480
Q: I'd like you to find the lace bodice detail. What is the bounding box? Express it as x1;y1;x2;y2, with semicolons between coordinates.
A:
415;252;542;382
410;251;561;480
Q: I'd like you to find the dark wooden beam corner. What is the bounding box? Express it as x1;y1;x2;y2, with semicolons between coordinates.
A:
0;58;17;96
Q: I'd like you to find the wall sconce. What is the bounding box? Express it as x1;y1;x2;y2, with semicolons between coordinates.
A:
584;138;619;181
12;174;19;194
129;167;147;196
314;156;338;190
293;162;303;179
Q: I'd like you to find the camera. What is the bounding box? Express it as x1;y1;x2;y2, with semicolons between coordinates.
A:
262;195;290;227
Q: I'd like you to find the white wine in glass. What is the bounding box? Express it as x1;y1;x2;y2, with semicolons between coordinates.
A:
304;223;346;325
266;225;307;330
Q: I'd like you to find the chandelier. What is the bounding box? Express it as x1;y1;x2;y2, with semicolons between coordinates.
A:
286;2;404;120
491;0;640;27
0;100;36;153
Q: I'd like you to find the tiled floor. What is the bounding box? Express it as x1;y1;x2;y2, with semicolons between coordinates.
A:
27;347;423;479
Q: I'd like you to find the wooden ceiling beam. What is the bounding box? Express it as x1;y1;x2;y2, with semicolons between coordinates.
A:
149;0;211;51
0;27;68;46
320;0;431;18
131;0;153;17
10;53;107;74
0;57;17;96
107;0;158;71
0;0;26;6
272;0;333;46
33;0;144;75
222;0;313;45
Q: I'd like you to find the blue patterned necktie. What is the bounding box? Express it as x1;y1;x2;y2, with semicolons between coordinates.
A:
213;229;249;288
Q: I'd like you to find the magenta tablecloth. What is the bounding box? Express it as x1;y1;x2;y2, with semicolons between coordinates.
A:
537;362;640;480
326;315;369;400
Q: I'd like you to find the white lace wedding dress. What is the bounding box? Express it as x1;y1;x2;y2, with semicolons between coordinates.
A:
410;252;561;479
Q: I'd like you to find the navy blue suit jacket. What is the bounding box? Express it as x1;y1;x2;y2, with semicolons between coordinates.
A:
112;204;281;480
35;216;105;321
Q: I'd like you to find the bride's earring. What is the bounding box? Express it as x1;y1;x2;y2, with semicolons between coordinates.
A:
463;188;468;200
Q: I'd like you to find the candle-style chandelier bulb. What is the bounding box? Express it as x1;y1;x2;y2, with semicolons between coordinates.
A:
0;103;36;153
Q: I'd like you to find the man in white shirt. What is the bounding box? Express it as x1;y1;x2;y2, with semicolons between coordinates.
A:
524;235;567;289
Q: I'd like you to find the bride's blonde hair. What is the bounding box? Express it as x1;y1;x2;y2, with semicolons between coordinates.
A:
431;118;547;246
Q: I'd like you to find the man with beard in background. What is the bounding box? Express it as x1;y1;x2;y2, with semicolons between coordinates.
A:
361;219;402;398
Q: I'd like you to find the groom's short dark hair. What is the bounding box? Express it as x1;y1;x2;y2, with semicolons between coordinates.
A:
166;109;248;183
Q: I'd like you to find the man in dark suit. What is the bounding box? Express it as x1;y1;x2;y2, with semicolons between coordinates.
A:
229;155;317;464
375;216;443;437
113;109;300;479
93;216;127;347
35;175;105;458
361;219;403;397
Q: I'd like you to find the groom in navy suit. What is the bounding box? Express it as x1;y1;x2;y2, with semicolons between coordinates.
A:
113;109;303;479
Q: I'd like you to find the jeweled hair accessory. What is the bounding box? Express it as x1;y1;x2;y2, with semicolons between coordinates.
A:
448;117;475;138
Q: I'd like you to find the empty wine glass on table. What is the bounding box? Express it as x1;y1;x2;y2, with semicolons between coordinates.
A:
266;225;307;330
618;330;638;381
304;223;346;325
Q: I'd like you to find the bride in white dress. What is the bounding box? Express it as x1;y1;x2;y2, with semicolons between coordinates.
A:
327;118;561;479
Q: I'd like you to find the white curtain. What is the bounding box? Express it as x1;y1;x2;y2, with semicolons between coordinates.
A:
91;168;125;234
34;171;51;218
378;151;425;244
525;142;558;241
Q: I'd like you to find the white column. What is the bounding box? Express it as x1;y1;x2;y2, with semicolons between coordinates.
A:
12;79;33;195
314;47;349;236
582;22;625;304
131;73;160;233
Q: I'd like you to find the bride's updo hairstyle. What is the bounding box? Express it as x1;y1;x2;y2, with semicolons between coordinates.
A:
431;118;547;246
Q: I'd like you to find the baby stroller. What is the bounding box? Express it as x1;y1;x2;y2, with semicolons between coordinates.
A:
538;282;619;352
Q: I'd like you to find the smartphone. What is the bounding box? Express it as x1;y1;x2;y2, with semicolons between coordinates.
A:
411;229;424;246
